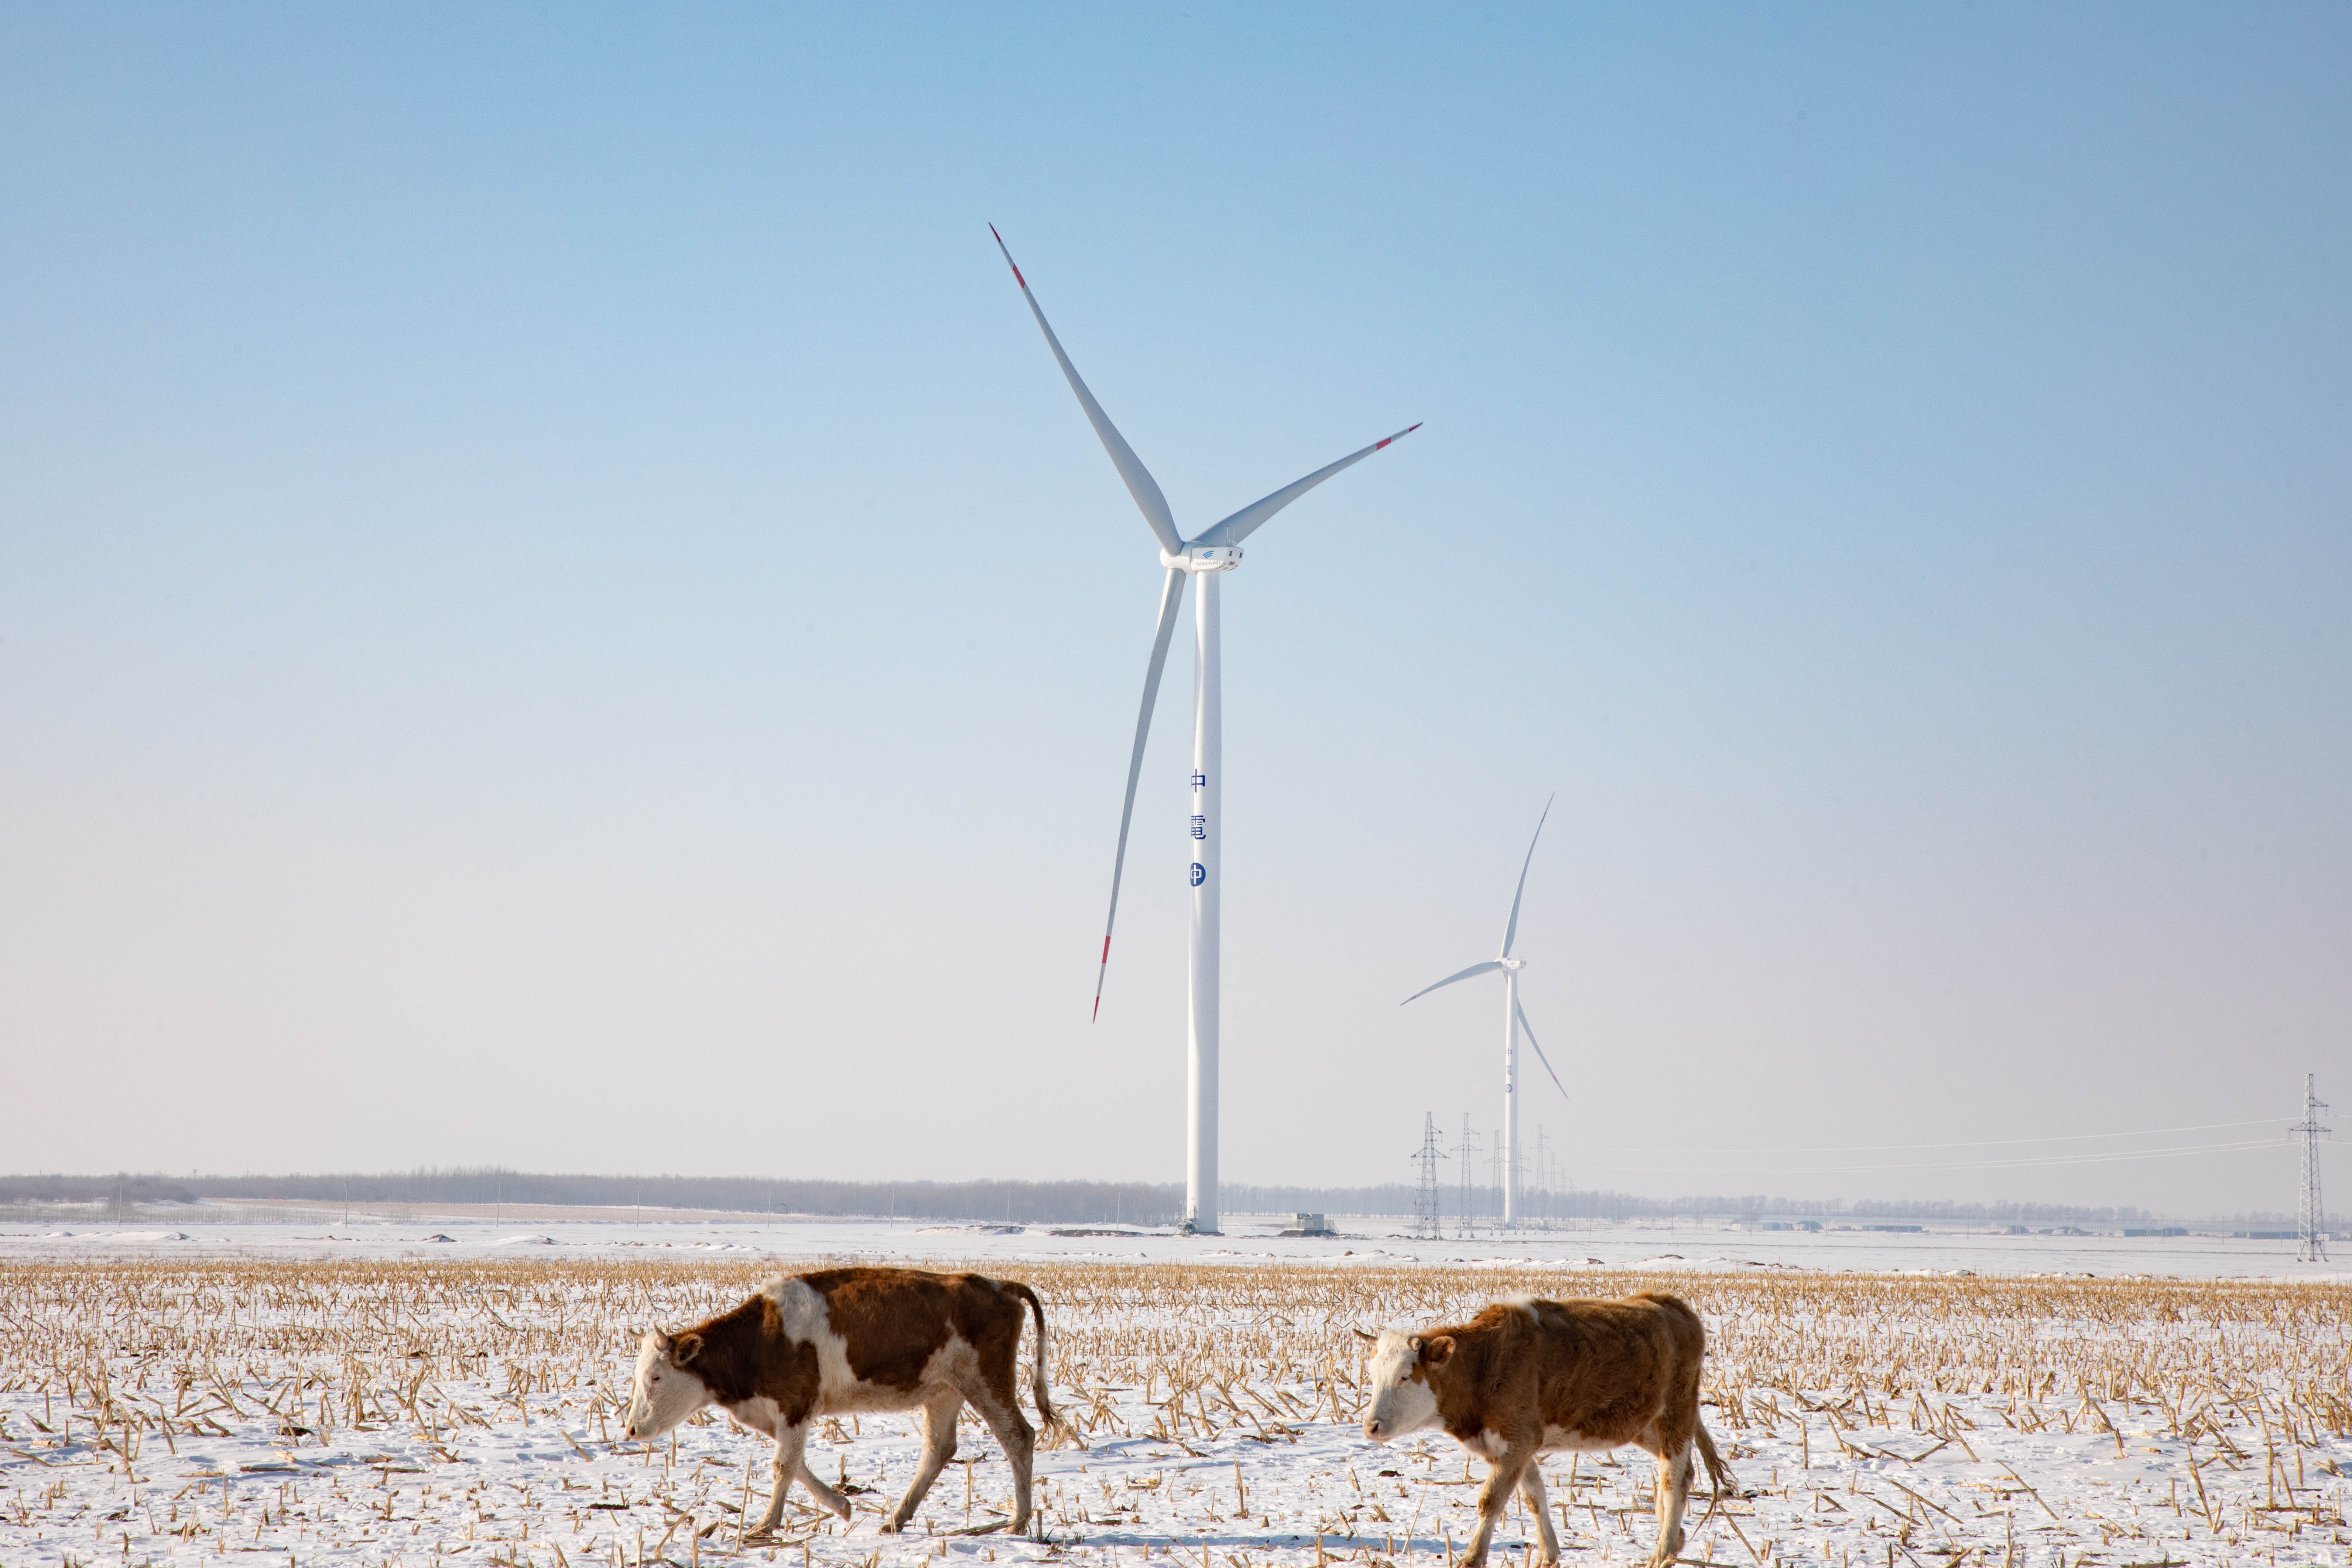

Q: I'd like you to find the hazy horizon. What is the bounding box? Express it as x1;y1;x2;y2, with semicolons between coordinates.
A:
2;1165;2334;1229
3;5;2345;1216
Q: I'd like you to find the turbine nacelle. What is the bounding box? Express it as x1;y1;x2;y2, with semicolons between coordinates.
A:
1163;545;1245;574
1497;956;1527;972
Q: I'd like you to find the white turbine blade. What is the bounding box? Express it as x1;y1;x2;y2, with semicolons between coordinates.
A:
1499;793;1555;959
1190;423;1421;549
1400;959;1503;1006
991;226;1183;557
1094;566;1190;1019
1516;995;1571;1105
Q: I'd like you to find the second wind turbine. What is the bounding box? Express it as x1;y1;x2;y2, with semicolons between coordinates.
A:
993;227;1418;1236
1402;797;1572;1226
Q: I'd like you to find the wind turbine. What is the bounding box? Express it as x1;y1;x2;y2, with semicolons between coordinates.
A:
992;226;1418;1236
1401;797;1571;1226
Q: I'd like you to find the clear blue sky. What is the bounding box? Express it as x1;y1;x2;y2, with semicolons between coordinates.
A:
3;4;2345;1215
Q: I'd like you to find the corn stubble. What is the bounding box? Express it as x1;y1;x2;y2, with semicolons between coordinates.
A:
1;1256;2346;1565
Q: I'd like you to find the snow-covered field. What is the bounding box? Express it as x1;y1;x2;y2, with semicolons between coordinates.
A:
3;1219;2347;1567
0;1207;2333;1277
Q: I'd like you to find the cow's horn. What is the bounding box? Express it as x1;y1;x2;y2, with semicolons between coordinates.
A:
1351;1327;1377;1342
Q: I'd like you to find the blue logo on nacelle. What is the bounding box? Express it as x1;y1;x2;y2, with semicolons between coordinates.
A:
1189;863;1206;887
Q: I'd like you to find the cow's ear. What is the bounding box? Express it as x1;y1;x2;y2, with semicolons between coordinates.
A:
672;1332;704;1366
1421;1335;1456;1369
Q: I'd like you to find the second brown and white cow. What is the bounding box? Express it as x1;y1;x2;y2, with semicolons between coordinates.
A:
624;1267;1063;1539
1359;1291;1733;1568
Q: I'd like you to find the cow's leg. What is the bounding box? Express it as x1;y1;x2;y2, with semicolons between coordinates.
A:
755;1423;812;1534
785;1425;853;1524
883;1390;963;1534
1646;1437;1694;1567
1516;1459;1559;1567
1462;1441;1535;1568
963;1383;1038;1538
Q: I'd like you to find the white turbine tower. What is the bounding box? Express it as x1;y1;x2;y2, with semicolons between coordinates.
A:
1401;797;1571;1226
992;226;1418;1236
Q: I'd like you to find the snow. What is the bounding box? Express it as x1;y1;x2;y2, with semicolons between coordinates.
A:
2;1212;2342;1278
0;1218;2345;1567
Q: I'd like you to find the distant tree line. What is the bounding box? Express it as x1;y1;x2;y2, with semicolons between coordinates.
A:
0;1174;199;1208
0;1169;2323;1229
0;1170;1186;1226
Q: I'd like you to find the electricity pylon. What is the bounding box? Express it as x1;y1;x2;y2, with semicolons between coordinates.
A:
2294;1074;2331;1264
1411;1114;1447;1241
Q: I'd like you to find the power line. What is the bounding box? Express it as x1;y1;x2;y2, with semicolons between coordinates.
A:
1577;1137;2288;1177
1576;1117;2290;1158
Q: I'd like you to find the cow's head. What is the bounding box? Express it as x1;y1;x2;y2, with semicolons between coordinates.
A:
1359;1327;1453;1442
623;1329;712;1441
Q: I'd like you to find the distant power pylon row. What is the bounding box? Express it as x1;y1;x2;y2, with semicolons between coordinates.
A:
1405;1111;1574;1238
2294;1074;2331;1264
1410;1075;2329;1252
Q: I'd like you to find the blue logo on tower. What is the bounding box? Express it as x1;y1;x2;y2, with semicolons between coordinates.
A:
1189;863;1206;887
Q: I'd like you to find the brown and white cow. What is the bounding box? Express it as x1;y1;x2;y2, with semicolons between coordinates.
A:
1359;1291;1733;1568
623;1267;1063;1539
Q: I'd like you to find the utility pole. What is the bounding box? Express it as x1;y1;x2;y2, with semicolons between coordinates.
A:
1411;1114;1447;1240
1535;1126;1549;1228
1455;1116;1481;1238
2294;1074;2331;1264
1491;1137;1506;1227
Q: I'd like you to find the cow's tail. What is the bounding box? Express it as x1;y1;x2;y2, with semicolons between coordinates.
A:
1653;1293;1738;1527
1691;1416;1737;1529
1009;1282;1075;1446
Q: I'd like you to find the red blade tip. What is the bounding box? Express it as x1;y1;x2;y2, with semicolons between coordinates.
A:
989;225;1026;287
